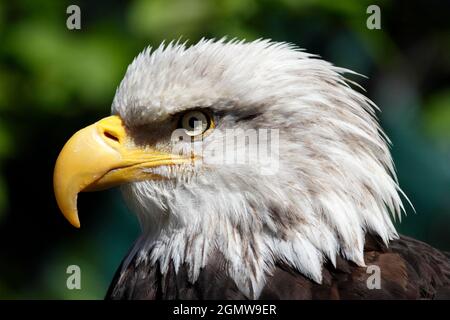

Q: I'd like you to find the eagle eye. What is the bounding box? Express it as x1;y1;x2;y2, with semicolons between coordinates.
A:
179;110;213;137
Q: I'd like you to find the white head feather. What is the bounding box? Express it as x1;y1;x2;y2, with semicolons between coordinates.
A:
111;39;406;298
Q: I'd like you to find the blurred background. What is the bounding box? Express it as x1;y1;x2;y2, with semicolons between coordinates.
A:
0;0;448;299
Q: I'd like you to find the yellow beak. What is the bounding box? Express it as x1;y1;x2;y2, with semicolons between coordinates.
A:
53;115;190;228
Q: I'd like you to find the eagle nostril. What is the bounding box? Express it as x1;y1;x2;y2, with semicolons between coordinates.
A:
103;130;120;143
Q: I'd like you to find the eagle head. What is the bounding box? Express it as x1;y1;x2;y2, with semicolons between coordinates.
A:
54;39;405;298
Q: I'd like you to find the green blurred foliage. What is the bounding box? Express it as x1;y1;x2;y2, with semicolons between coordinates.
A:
424;90;450;148
0;0;448;299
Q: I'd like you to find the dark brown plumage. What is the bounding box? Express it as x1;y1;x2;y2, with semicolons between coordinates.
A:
106;235;450;300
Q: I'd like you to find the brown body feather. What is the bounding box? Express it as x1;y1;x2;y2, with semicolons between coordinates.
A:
106;235;450;300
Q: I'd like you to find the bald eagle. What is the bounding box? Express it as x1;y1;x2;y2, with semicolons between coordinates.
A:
54;39;450;299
